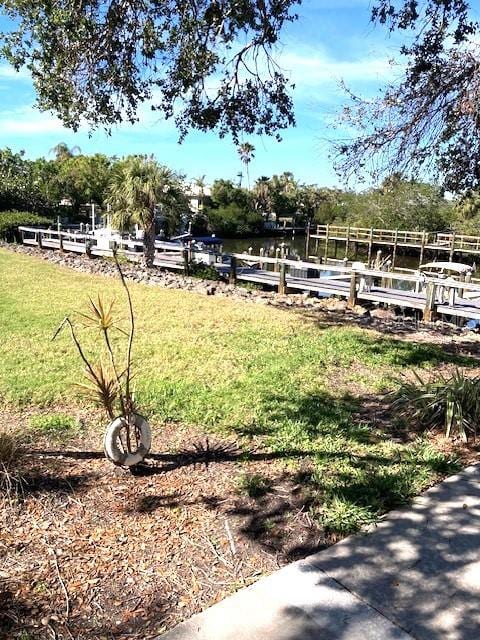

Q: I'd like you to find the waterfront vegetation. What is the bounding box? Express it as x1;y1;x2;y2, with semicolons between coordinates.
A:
0;249;472;535
3;147;480;242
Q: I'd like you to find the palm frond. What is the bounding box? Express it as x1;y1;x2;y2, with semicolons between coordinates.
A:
391;368;480;441
76;362;119;419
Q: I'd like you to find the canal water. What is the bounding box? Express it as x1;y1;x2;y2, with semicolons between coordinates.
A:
221;234;429;270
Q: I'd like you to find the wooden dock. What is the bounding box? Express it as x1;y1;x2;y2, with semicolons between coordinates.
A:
307;224;480;266
17;226;480;322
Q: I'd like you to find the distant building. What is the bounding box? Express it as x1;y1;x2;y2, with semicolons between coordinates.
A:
186;182;212;215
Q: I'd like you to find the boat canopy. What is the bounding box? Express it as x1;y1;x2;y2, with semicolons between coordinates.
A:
170;233;223;246
419;262;473;275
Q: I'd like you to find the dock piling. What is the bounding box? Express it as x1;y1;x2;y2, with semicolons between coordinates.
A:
367;228;374;266
347;271;358;309
229;255;237;285
449;232;456;262
323;224;330;263
183;248;190;275
392;229;398;268
423;282;438;322
278;262;287;295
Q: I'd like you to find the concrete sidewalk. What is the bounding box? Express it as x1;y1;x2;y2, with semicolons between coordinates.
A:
160;464;480;640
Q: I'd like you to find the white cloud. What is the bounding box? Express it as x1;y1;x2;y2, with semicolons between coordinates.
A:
0;64;30;81
0;105;67;135
278;47;401;91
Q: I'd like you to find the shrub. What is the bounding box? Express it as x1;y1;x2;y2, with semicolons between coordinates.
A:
237;473;272;498
321;495;377;535
391;369;480;442
0;211;52;241
188;261;222;281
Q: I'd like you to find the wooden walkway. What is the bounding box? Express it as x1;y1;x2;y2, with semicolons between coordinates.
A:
308;224;480;266
17;226;480;322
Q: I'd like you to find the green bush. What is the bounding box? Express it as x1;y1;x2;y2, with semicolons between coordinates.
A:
188;261;223;281
391;369;480;442
0;211;52;241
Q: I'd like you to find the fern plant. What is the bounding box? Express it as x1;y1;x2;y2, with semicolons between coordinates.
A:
391;369;480;442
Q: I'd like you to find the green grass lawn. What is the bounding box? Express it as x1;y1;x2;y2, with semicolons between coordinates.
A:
0;248;472;534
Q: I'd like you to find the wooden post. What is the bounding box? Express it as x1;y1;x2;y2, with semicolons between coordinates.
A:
278;261;287;295
56;216;61;249
275;248;281;272
347;271;358;309
415;272;421;294
37;231;43;249
345;226;350;258
229;255;237;285
423;282;437;322
259;247;264;269
323;224;330;263
392;229;398;268
419;231;426;266
305;223;311;258
458;271;469;299
183;248;190;275
449;232;456;262
367;228;374;266
248;246;253;255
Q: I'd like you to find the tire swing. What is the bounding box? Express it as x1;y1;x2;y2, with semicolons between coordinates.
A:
104;413;152;467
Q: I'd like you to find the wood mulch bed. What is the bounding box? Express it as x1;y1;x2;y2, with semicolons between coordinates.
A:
0;417;323;640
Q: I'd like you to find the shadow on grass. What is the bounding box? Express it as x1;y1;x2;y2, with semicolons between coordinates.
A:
25;386;462;563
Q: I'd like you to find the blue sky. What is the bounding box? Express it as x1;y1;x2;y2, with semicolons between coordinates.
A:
0;0;406;187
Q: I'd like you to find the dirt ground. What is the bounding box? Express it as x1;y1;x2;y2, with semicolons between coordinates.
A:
1;416;326;640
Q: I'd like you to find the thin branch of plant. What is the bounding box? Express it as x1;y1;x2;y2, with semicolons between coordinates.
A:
52;254;137;422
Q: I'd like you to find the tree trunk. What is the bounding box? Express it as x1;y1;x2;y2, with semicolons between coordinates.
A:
143;218;156;268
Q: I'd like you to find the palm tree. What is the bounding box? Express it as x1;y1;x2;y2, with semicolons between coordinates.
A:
194;175;206;212
253;176;273;220
50;142;81;161
107;156;187;267
238;142;255;190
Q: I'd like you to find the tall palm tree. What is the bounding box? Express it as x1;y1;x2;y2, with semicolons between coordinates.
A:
50;142;81;161
238;142;255;190
194;174;206;212
107;156;187;267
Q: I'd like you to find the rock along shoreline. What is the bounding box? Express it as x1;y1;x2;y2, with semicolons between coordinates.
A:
1;241;467;336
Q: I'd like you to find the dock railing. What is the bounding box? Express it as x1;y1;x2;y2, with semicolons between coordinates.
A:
230;251;480;319
309;224;480;258
16;227;480;321
311;225;431;247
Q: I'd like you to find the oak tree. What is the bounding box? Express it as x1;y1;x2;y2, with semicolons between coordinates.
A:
1;0;299;143
335;1;480;193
